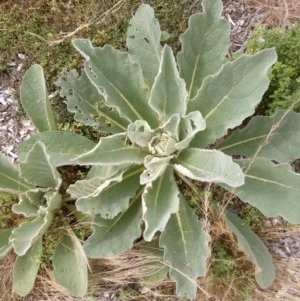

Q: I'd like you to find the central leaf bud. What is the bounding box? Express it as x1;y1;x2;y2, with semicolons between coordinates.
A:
148;132;177;156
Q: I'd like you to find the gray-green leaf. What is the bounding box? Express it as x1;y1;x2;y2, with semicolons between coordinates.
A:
188;49;277;147
225;210;275;289
57;69;128;133
149;45;187;122
142;165;179;241
20;64;56;132
174;148;244;187
73;133;149;166
17;131;96;167
126;3;162;88
20;142;61;189
84;193;142;258
71;166;142;218
218;109;300;163
73;39;158;127
53;233;88;297
0;229;12;257
177;0;230;101
159;195;209;299
12;237;42;297
229;157;300;223
0;153;32;194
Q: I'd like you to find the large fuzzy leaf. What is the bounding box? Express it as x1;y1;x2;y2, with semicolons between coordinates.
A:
53;233;88;297
0;229;12;257
177;0;230;101
218;109;300;163
20;142;61;189
70;166;142;218
17;131;96;166
12;193;39;217
126;3;162;87
142;165;180;241
20;64;56;132
149;45;187;122
174;148;244;187
159;195;209;299
13;237;42;297
57;69;128;133
84;192;142;258
229;157;300;223
225;210;275;289
188;49;277;147
0;153;32;194
72;39;158;127
73;133;149;166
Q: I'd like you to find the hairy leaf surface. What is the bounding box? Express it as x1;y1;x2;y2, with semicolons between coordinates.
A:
230;158;300;223
73;133;149;166
189;49;277;147
159;196;209;299
20;142;61;189
142;165;180;241
73;39;158;127
53;233;88;297
0;153;32;194
13;237;42;297
20;64;56;132
17;131;96;166
177;0;230;100
57;69;128;133
126;3;162;87
218;110;300;163
174;148;244;187
149;45;187;122
225;210;275;288
70;166;142;218
84;193;142;257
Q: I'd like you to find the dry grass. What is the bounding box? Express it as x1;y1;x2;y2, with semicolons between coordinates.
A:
242;0;300;26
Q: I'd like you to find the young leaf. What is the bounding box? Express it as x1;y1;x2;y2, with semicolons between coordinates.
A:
149;45;187;122
73;133;149;166
71;166;142;218
188;49;277;148
0;153;32;194
72;39;158;127
175;111;206;151
126;3;162;88
228;157;300;223
57;69;128;133
224;210;275;289
174;148;244;187
20;64;56;132
12;237;42;297
127;120;153;148
84;192;142;258
53;233;88;297
20;142;61;189
218;109;300;163
177;0;230;101
142;165;180;241
0;229;12;257
159;195;210;299
17;131;96;167
140;155;172;185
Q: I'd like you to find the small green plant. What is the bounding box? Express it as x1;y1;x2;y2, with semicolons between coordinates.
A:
3;0;300;299
0;65;95;297
245;24;300;114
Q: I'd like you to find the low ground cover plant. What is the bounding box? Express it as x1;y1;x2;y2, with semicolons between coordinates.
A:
2;0;300;299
